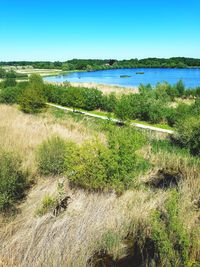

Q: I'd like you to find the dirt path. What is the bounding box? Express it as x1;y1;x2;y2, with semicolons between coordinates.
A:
47;103;174;134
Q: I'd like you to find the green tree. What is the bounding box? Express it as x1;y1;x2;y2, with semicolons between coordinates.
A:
0;150;28;212
176;116;200;155
19;74;46;113
2;78;17;87
114;95;132;121
0;86;22;104
19;87;46;113
176;80;185;97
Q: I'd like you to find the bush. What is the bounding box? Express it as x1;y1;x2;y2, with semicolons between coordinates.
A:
18;74;46;113
0;86;23;104
67;128;148;191
67;140;109;190
101;93;117;112
114;94;133;121
151;191;190;266
0;150;28;212
176;116;200;156
82;88;103;110
2;78;17;88
37;136;68;175
36;194;57;216
175;80;185;97
18;87;46;113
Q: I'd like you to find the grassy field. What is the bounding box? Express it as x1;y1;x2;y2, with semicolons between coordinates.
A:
2;66;68;78
0;104;199;267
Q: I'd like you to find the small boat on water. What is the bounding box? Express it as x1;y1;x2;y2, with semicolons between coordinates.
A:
136;72;144;74
120;75;131;78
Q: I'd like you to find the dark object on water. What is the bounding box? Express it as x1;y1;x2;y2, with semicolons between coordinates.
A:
120;75;131;78
136;72;144;74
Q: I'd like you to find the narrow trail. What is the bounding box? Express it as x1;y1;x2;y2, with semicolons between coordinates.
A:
47;103;174;134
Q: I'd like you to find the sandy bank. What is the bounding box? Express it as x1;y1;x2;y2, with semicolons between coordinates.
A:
45;81;138;95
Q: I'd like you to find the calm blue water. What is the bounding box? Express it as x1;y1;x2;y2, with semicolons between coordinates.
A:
44;68;200;88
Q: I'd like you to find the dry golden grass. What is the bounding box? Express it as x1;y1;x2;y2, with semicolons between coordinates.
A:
70;82;138;95
46;81;138;95
0;176;166;267
0;105;95;172
0;105;199;267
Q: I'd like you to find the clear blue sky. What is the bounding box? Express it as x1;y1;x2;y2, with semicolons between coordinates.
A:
0;0;200;61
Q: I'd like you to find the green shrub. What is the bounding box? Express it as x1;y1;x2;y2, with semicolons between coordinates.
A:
18;87;46;113
2;78;17;87
67;128;148;192
67;140;109;190
36;194;57;216
176;116;200;156
18;74;46;113
37;136;68;176
0;86;23;104
0;150;28;212
151;191;190;266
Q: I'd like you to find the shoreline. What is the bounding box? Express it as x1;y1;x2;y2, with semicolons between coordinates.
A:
45;80;138;94
70;82;138;94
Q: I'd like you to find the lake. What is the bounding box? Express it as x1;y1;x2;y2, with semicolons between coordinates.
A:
44;68;200;88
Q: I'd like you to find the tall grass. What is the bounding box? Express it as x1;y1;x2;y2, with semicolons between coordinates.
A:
0;104;199;267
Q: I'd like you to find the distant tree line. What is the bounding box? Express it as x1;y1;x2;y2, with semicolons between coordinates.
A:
1;57;200;71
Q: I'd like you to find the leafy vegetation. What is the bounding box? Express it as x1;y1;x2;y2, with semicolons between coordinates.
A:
66;127;148;192
0;150;28;212
35;127;148;192
1;57;200;71
0;98;199;266
175;116;200;156
36;194;57;216
37;136;68;175
151;191;191;266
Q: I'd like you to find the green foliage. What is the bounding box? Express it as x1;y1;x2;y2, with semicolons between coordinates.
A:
101;231;122;251
176;116;200;156
0;150;28;212
1;57;200;70
29;73;43;85
18;74;46;114
115;94;132;121
45;85;103;111
151;191;190;266
82;88;103;110
0;86;23;104
36;194;57;216
43;80;200;129
67;128;148;192
18;87;46;113
2;78;17;87
176;80;185;97
0;67;6;78
37;136;68;175
101;93;117;112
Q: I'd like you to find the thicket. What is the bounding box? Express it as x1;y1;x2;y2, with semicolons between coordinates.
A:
37;128;148;192
151;191;191;266
44;80;200;127
37;136;70;175
0;150;28;212
1;74;200;155
175;116;200;156
18;74;46;113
